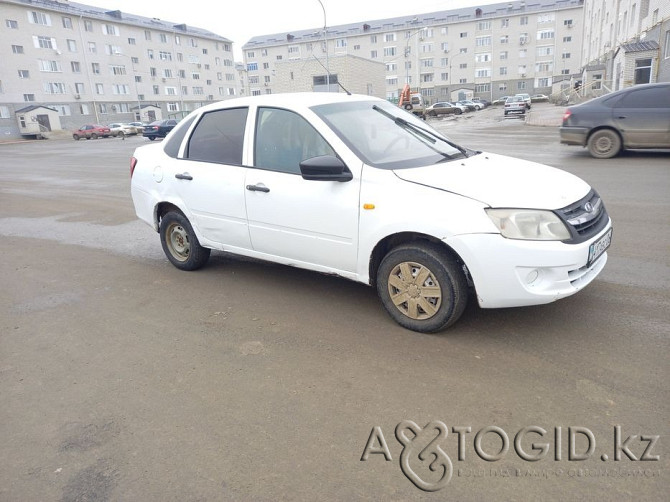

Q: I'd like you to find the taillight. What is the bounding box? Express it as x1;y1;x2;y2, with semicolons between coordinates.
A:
562;109;572;123
130;156;138;178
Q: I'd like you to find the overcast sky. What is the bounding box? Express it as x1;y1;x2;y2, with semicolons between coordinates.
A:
80;0;499;60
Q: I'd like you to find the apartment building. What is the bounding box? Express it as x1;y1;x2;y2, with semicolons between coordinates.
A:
581;0;670;91
242;0;585;104
0;0;238;138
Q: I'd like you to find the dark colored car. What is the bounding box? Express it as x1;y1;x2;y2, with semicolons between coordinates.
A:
73;124;111;140
560;82;670;158
424;102;463;116
142;119;179;141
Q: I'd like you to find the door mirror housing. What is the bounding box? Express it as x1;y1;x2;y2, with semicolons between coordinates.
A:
299;155;353;182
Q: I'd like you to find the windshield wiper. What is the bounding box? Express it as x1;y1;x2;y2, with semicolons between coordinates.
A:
372;105;470;158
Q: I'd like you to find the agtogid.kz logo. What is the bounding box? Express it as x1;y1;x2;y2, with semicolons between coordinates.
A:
360;422;660;492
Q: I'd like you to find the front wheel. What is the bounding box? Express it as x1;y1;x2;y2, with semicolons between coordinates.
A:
377;243;468;333
159;212;211;271
148;136;156;141
587;129;621;159
91;133;98;140
73;134;80;141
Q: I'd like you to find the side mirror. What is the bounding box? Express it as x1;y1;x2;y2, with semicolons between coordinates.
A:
299;155;353;182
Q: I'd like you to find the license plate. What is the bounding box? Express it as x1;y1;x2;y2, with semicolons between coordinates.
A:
587;228;612;267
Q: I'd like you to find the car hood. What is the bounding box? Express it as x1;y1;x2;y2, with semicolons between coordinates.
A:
393;152;591;209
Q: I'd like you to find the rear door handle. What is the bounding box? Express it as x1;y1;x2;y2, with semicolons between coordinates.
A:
175;173;193;180
246;184;270;193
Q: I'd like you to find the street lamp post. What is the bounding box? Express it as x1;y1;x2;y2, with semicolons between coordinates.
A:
404;26;427;86
316;0;330;91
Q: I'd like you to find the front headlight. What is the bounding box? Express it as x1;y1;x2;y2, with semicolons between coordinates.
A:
485;208;571;241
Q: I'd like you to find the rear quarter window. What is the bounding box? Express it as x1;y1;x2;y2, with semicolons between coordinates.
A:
163;115;196;158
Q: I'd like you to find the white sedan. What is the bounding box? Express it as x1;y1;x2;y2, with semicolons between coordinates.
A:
130;93;612;333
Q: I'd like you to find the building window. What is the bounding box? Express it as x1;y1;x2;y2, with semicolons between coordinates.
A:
499;83;507;91
517;81;527;90
91;63;100;74
475;69;491;78
385;33;396;42
370;50;378;58
75;82;85;94
145;30;151;41
500;35;509;44
67;39;77;52
499;67;507;75
84;20;93;32
71;61;81;73
160;33;168;43
500;51;508;60
384;47;397;57
12;44;24;54
475;83;490;93
18;70;30;79
110;65;126;76
477;21;491;30
6;19;18;29
35;36;55;49
24;94;36;102
665;30;670;59
62;17;72;29
39;60;62;72
29;11;51;26
95;83;104;94
537;30;555;40
88;42;96;54
501;18;509;28
563;36;572;43
562;52;571;59
460;32;467;38
159;51;172;61
634;58;652;84
520;16;528;25
102;24;119;36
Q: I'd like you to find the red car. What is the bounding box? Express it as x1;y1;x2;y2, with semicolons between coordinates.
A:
73;124;111;140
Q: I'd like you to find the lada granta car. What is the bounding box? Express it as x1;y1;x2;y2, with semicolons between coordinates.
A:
130;93;612;333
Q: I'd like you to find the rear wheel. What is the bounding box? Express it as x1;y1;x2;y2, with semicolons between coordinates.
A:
377;243;468;333
118;131;125;139
159;211;210;271
587;129;621;159
148;136;156;141
73;134;80;140
91;133;98;140
455;109;462;115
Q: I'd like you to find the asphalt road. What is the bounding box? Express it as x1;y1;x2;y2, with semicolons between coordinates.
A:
1;106;668;501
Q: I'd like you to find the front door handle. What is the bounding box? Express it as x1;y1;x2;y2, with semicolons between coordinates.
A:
246;184;270;193
175;173;193;180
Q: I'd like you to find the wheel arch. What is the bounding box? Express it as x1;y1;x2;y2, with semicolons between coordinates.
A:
586;126;623;146
154;201;186;232
368;231;468;288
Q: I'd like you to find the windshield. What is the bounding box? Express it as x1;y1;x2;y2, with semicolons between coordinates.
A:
311;100;472;169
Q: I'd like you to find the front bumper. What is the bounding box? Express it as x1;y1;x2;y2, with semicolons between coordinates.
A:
448;221;612;308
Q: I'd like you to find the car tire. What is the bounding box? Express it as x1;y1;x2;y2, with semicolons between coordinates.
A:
587;129;622;159
376;242;468;333
455;109;462;115
404;104;413;111
504;111;509;116
91;133;98;140
118;131;125;139
148;136;156;141
73;134;80;140
160;211;211;271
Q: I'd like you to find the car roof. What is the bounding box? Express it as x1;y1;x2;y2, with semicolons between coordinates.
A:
195;92;384;114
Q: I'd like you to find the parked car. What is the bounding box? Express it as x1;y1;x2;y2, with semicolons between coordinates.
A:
504;96;527;116
472;98;492;107
142;119;179;140
531;94;550;102
492;96;510;105
108;123;137;137
424;102;463;117
560;82;670;159
72;124;111;140
130;93;612;333
515;93;532;109
457;100;483;111
128;121;146;133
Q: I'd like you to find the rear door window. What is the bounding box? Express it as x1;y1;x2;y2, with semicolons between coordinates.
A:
185;108;248;165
